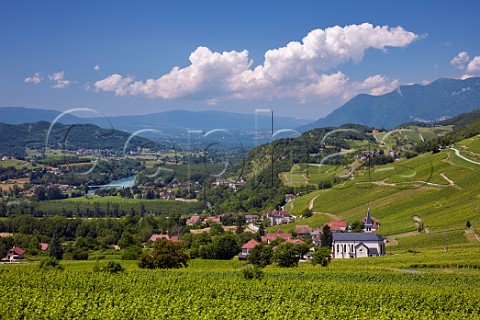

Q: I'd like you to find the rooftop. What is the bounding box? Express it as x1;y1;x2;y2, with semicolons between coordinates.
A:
333;233;384;242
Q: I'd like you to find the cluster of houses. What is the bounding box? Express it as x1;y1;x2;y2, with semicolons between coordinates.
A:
240;208;386;260
5;208;386;263
211;178;246;191
354;149;402;161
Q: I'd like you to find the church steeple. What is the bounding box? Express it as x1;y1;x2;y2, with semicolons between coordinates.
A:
364;208;373;233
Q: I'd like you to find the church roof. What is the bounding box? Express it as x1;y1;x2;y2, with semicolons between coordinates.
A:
333;233;384;242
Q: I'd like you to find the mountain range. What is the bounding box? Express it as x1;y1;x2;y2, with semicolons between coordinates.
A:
301;77;480;130
2;77;480;138
0;107;310;133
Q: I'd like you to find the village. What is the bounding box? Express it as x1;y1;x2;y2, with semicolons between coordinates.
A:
2;204;385;264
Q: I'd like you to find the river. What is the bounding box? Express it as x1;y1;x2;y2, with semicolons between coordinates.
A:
87;175;136;195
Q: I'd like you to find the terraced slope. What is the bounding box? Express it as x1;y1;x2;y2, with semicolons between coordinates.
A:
284;135;480;252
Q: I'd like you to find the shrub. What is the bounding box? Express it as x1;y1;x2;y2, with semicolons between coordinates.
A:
93;261;124;274
312;247;331;267
39;256;63;270
138;239;189;269
242;265;264;280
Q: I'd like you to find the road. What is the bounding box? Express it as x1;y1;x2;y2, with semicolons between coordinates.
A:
450;148;480;165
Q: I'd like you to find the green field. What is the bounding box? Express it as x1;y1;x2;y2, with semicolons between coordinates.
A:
36;196;203;216
2;249;480;319
0;159;41;169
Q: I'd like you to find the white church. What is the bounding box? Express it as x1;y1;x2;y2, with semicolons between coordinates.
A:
331;209;386;259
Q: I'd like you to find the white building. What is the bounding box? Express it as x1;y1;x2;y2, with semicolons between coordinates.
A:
332;233;386;258
331;208;385;259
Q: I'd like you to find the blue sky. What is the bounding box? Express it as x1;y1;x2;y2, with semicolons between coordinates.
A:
1;0;480;120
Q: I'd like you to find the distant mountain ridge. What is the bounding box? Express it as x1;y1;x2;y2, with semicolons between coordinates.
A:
301;77;480;130
0;121;154;158
0;107;311;132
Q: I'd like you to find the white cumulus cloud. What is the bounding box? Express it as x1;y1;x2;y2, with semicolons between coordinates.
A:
48;71;71;89
24;72;42;84
94;65;101;71
450;51;470;70
95;23;418;103
467;56;480;74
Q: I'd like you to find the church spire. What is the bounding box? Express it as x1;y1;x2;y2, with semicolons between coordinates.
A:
366;208;372;225
364;208;373;233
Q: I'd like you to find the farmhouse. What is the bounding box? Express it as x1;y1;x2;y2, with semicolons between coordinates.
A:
5;247;25;262
295;225;313;238
40;243;49;252
261;229;292;243
327;220;348;232
238;239;260;260
149;234;180;243
267;210;292;226
186;215;203;226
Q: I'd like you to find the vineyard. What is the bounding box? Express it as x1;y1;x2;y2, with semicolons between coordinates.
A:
278;137;480;249
1;252;480;319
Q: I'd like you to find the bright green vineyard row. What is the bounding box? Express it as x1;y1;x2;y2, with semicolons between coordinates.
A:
1;258;480;319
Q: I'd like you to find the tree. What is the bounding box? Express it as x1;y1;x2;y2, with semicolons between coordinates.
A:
350;221;364;233
138;239;189;269
214;234;240;260
247;243;273;268
235;225;245;234
302;209;313;218
258;223;266;236
49;232;63;260
209;223;224;236
312;247;331;267
320;225;332;248
274;243;301;268
47;186;63;200
34;186;47;201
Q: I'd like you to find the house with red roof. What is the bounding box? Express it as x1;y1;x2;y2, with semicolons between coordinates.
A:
149;234;181;243
203;216;221;225
40;243;49;253
5;247;25;262
295;225;313;238
272;239;307;251
327;220;348;232
186;215;203;226
284;239;306;246
261;229;293;243
149;234;170;242
238;239;260;260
